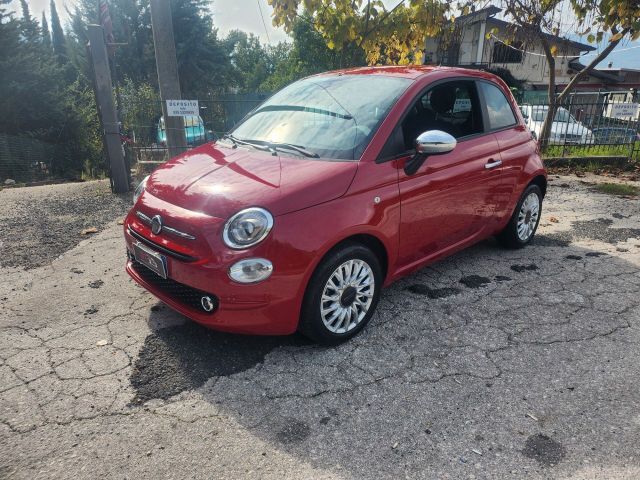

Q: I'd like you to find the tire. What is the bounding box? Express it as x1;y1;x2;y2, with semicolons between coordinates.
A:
497;184;543;249
299;243;383;345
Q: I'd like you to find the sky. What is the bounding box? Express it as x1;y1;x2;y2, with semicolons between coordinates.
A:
19;0;640;69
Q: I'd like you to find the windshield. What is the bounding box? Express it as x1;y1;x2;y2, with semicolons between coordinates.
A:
531;107;576;123
229;75;412;160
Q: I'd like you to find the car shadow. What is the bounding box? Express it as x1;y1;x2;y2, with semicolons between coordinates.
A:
131;227;640;478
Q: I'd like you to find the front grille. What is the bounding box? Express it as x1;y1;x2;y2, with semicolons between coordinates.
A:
130;257;218;314
128;227;196;262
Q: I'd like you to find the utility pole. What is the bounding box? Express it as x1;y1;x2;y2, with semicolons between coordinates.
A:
87;24;129;193
150;0;187;158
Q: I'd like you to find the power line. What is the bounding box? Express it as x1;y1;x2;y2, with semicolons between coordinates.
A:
257;0;271;44
490;33;640;60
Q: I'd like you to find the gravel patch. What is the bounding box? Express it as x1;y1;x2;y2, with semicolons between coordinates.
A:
0;180;130;269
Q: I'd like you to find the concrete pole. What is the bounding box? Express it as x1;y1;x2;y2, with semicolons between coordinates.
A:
150;0;187;158
87;24;129;193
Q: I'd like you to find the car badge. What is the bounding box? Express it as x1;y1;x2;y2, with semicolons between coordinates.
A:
151;215;163;235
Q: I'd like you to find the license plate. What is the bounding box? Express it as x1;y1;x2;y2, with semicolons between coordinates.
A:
133;242;167;279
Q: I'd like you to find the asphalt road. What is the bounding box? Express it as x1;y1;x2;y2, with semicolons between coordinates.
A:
1;176;639;479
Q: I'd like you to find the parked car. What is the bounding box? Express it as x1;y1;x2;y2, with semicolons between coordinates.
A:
591;127;640;144
125;66;546;344
156;115;214;147
519;104;594;145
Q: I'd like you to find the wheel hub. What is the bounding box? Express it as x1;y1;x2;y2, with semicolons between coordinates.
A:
340;286;357;307
525;211;532;224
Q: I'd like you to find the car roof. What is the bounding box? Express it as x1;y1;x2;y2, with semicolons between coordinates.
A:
312;65;504;81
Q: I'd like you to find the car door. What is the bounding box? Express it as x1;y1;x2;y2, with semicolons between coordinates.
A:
477;80;532;221
380;79;503;269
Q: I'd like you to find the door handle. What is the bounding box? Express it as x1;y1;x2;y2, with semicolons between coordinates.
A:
485;159;502;169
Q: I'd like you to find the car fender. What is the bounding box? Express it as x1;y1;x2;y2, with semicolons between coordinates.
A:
269;188;400;319
495;153;546;232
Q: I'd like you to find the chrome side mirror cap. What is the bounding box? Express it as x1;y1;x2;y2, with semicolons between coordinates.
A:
415;130;457;155
405;130;457;176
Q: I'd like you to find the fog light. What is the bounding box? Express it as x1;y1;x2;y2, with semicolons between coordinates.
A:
229;258;273;283
201;296;216;312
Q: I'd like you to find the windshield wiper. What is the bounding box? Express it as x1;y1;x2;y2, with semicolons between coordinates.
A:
223;135;319;158
254;105;353;120
222;134;272;152
268;142;319;158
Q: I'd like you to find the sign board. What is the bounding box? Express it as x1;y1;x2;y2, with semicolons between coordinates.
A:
605;102;640;120
166;99;199;117
453;98;472;113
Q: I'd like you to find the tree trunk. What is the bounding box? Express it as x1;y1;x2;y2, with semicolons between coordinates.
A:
538;34;556;150
539;28;629;150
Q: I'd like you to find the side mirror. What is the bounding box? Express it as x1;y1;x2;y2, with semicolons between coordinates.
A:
405;130;456;175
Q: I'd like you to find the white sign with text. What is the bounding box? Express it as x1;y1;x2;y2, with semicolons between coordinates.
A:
605;102;640;120
166;99;199;117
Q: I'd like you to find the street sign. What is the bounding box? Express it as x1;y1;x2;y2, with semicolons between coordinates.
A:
166;99;199;116
605;102;640;120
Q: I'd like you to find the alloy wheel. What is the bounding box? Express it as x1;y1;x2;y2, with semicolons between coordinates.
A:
517;192;540;241
320;259;375;334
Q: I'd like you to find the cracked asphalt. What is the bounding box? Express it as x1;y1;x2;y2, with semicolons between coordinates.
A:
1;175;639;479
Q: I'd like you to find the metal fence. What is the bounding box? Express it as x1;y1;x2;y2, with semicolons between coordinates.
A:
123;89;639;183
0;134;65;184
125;93;270;176
520;91;640;161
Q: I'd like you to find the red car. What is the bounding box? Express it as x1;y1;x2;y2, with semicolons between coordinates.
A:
124;66;546;344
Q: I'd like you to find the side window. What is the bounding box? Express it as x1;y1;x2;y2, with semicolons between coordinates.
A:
379;80;485;161
479;82;517;130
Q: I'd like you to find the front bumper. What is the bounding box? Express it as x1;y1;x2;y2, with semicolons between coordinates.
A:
124;221;303;336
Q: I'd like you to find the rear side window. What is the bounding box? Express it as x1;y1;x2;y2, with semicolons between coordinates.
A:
479;82;516;130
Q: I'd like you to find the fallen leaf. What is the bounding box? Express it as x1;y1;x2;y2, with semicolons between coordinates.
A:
81;227;98;235
96;339;108;346
549;217;559;223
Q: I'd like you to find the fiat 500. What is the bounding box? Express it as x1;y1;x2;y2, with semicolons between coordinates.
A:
124;66;546;344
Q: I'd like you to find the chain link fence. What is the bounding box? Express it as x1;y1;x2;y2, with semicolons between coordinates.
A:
0;134;67;185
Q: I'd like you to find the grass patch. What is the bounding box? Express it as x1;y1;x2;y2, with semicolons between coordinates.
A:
594;183;639;196
543;141;640;161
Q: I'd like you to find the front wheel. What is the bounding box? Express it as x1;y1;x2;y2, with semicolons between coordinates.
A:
299;244;382;345
497;184;543;249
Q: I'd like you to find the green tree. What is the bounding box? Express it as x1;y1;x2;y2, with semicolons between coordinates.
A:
223;30;274;92
50;0;67;63
268;0;454;66
19;0;40;42
41;11;52;48
259;14;353;91
499;0;640;147
171;0;233;96
0;0;99;180
68;0;154;86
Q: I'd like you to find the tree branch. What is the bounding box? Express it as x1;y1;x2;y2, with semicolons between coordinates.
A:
557;28;630;103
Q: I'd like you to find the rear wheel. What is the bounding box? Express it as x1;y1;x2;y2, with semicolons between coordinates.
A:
299;244;382;345
497;184;542;249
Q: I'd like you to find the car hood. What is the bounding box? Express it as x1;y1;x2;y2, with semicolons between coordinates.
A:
145;142;358;218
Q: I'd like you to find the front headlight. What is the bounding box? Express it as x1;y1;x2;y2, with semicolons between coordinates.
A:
133;175;149;204
223;207;273;249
